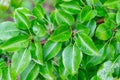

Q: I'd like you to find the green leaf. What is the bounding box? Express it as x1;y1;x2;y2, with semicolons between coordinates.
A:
34;40;43;65
32;23;46;38
80;6;97;23
0;21;19;41
32;4;44;19
86;0;102;7
30;42;43;65
116;10;120;25
95;6;107;17
78;70;86;80
11;0;23;7
39;61;55;80
0;68;2;80
86;20;96;37
105;13;116;28
97;61;114;80
1;67;12;80
11;48;31;78
7;67;12;80
32;4;45;25
0;35;29;51
75;33;99;56
62;44;82;75
115;30;120;42
15;7;32;17
97;55;120;80
87;43;107;67
59;1;80;14
104;0;120;9
95;23;112;40
50;11;58;26
59;58;69;79
76;23;90;35
30;39;43;65
115;42;120;54
21;61;39;80
54;9;74;25
106;44;115;60
43;40;62;61
14;9;31;30
50;25;72;42
91;75;100;80
0;59;7;69
105;13;116;29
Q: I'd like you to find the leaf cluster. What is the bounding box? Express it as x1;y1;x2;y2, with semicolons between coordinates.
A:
0;0;120;80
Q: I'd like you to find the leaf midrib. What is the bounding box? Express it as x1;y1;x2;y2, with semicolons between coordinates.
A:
78;34;98;55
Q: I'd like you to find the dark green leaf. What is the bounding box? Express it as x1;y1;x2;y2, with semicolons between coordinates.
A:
95;6;107;17
11;0;23;7
78;70;86;80
59;58;69;79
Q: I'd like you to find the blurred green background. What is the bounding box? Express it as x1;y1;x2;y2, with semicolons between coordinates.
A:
0;0;55;22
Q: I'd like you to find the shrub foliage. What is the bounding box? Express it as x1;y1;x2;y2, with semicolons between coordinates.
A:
0;0;120;80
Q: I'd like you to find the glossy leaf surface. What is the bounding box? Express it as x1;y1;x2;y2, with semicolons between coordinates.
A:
43;40;62;61
0;21;19;41
62;44;82;75
80;6;97;23
50;25;72;42
0;35;29;51
54;10;74;25
59;1;80;14
11;48;31;78
75;33;99;56
20;61;39;80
